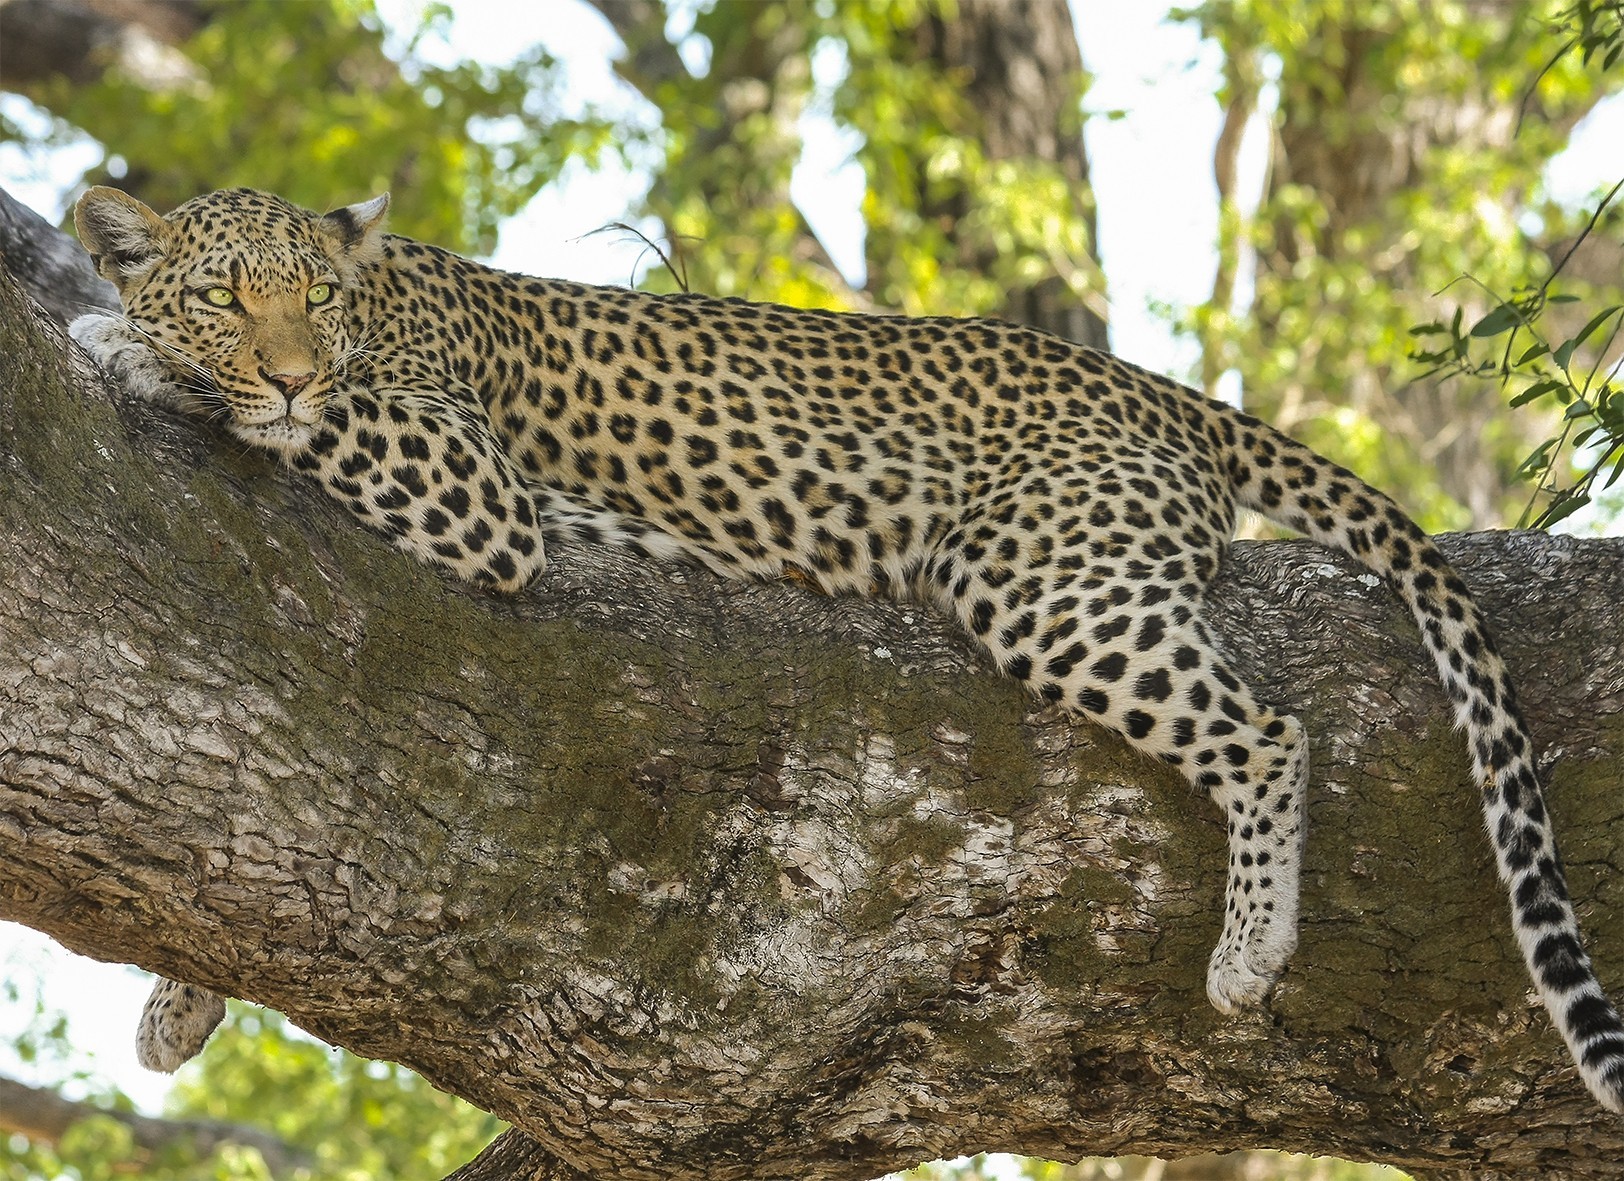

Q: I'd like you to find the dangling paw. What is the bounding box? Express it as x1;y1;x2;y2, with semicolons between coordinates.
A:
1206;940;1276;1014
136;978;227;1072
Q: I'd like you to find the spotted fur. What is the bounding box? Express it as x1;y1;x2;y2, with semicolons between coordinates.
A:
135;980;226;1073
70;186;1624;1110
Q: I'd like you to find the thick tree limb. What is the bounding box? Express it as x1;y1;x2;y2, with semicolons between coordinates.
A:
0;1072;308;1176
0;0;207;93
1;197;1622;1180
0;185;119;323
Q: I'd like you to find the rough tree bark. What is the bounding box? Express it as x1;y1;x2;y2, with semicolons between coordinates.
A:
1;193;1623;1181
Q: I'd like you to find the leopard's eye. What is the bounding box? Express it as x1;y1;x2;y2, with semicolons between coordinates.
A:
307;282;334;307
201;287;236;308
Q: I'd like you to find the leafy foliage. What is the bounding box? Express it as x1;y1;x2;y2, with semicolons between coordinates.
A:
1543;0;1624;74
619;0;1103;327
834;3;1102;322
1183;0;1623;528
1407;1;1624;529
1410;181;1624;528
11;0;609;253
167;1006;503;1180
0;992;501;1181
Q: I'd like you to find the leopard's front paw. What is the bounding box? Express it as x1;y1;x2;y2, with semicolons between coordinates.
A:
69;313;193;408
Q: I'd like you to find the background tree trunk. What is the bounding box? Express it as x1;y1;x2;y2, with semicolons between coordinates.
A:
905;0;1108;349
1196;0;1619;529
0;0;209;93
590;0;1107;346
2;199;1623;1181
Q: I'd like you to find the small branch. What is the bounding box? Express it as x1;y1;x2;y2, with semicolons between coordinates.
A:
0;1073;310;1177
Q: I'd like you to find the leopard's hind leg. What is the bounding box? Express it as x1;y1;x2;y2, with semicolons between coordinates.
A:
942;537;1309;1009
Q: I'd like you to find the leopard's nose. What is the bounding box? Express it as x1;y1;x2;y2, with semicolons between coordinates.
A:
260;367;315;402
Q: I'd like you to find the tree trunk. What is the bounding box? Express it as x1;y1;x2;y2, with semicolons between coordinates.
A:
0;0;209;92
909;0;1109;349
1;198;1622;1181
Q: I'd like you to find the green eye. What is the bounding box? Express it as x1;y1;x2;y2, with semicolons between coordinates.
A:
307;282;334;306
202;287;235;307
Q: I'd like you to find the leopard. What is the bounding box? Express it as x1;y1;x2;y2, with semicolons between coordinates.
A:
68;184;1624;1111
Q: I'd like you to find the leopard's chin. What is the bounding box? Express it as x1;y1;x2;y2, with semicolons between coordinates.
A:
228;416;318;456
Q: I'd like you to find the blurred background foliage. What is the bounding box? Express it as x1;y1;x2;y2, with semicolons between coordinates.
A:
2;0;1621;1178
1186;0;1624;530
2;0;608;252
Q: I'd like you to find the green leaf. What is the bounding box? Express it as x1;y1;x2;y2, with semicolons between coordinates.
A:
1469;303;1521;338
1572;305;1623;350
1508;378;1567;407
1538;493;1591;527
1516;438;1558;477
1603;452;1624;489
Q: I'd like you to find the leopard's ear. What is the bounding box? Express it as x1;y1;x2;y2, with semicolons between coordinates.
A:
317;193;389;270
73;186;171;291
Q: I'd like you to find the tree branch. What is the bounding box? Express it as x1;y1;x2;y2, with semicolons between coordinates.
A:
1;193;1622;1179
585;0;687;99
0;1072;309;1176
0;0;208;94
0;185;119;322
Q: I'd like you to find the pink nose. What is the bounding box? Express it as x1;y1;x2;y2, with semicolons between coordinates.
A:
260;368;315;401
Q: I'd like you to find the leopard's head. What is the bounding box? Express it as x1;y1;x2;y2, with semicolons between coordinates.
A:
74;186;388;452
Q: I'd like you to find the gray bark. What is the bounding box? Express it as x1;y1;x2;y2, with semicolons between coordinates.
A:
1;196;1623;1181
0;185;119;321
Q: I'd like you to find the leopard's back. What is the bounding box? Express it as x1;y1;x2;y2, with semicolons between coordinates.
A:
355;240;1243;602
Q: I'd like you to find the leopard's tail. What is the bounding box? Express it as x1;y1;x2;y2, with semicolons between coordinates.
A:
1226;408;1624;1113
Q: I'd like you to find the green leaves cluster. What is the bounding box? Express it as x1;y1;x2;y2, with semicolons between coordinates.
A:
1411;181;1624;528
167;1006;503;1181
835;4;1101;320
625;0;1102;326
1405;1;1624;529
1549;0;1624;72
1;997;502;1181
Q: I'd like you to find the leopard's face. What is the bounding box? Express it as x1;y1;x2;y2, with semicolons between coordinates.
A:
75;187;388;453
